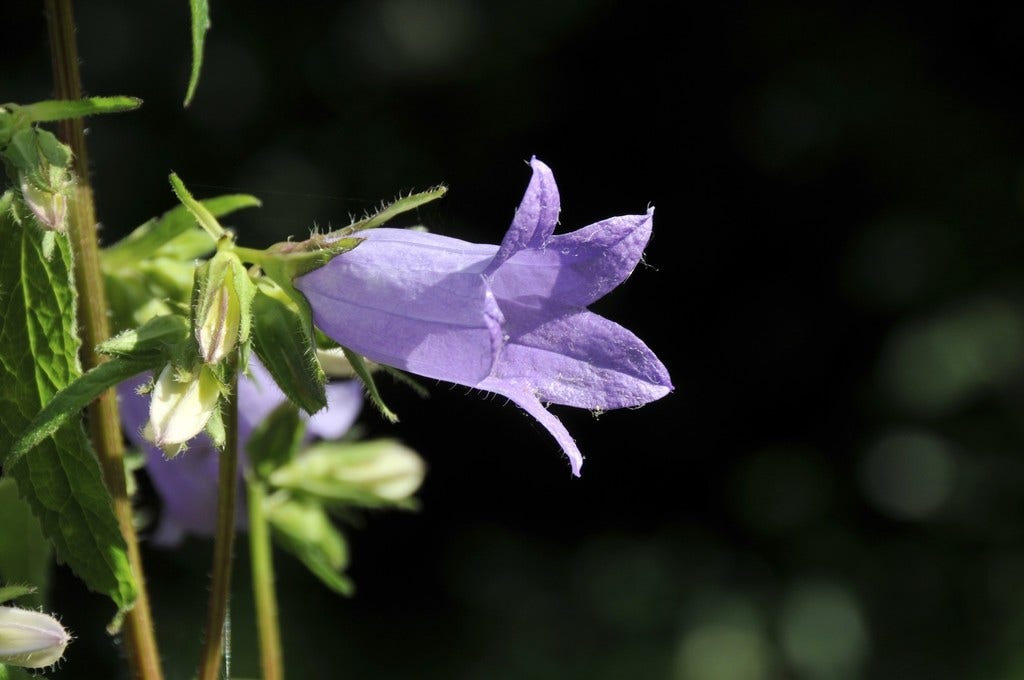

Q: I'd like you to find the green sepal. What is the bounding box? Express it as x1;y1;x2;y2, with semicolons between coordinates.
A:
169;172;225;239
185;0;211;107
266;494;353;596
0;584;36;606
103;193;261;270
246;402;306;481
98;314;190;361
251;280;327;414
7;356;162;467
342;346;398;423
330;185;448;235
11;96;141;123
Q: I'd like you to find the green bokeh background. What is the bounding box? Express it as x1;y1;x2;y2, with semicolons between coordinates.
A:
6;2;1024;678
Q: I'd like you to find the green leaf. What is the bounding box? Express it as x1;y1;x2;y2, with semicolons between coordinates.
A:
8;357;158;466
15;96;141;123
342;346;398;423
246;403;305;480
102;193;261;269
266;496;353;596
185;0;211;107
251;284;327;414
0;584;37;606
0;480;50;609
0;213;136;614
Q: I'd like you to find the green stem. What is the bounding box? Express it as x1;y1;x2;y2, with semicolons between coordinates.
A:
248;476;284;680
44;3;164;679
198;362;240;680
233;246;269;265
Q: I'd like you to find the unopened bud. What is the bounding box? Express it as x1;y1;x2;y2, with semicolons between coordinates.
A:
269;440;425;506
194;252;254;364
19;171;68;233
147;364;221;454
0;606;71;669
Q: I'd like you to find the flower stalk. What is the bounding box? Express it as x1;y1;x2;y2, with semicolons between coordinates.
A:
44;2;163;678
197;360;240;680
247;477;284;680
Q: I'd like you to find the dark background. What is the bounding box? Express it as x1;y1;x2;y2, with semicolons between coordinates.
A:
6;2;1024;678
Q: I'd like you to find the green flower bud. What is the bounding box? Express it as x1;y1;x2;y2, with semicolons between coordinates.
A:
147;364;221;455
269;440;425;507
194;251;254;364
0;606;71;669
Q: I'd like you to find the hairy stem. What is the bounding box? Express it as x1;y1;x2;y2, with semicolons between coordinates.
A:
44;2;164;679
198;364;240;680
248;477;284;680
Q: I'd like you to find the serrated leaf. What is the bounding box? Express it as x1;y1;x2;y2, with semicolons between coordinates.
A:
246;402;305;480
185;0;211;107
342;346;398;423
0;480;50;609
251;285;327;414
103;194;260;269
266;496;352;596
0;213;136;614
16;96;141;123
0;585;37;606
8;357;158;466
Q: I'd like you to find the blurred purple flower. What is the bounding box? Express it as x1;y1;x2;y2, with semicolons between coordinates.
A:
295;157;672;475
118;359;363;546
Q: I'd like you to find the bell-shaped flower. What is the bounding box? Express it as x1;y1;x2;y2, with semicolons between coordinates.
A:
295;157;672;475
0;605;71;669
119;358;363;546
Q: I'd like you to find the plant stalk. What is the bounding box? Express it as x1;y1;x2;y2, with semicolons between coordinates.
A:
248;477;284;680
198;363;240;680
44;2;163;679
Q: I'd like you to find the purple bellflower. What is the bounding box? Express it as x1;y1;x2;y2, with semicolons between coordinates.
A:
295;158;672;475
118;359;363;546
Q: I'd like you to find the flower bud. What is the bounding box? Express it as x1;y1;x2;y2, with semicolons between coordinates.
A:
147;364;221;454
269;440;425;506
0;606;71;669
195;252;253;364
19;170;68;233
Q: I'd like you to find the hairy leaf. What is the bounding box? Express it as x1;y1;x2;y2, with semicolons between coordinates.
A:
0;212;136;614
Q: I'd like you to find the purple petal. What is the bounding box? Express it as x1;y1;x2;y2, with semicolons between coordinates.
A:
486;157;560;273
296;228;504;385
309;380;364;440
490;209;654;308
476;378;584;476
495;303;672;410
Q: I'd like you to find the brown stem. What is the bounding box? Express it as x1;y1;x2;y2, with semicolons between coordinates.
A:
44;2;164;679
198;365;240;680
